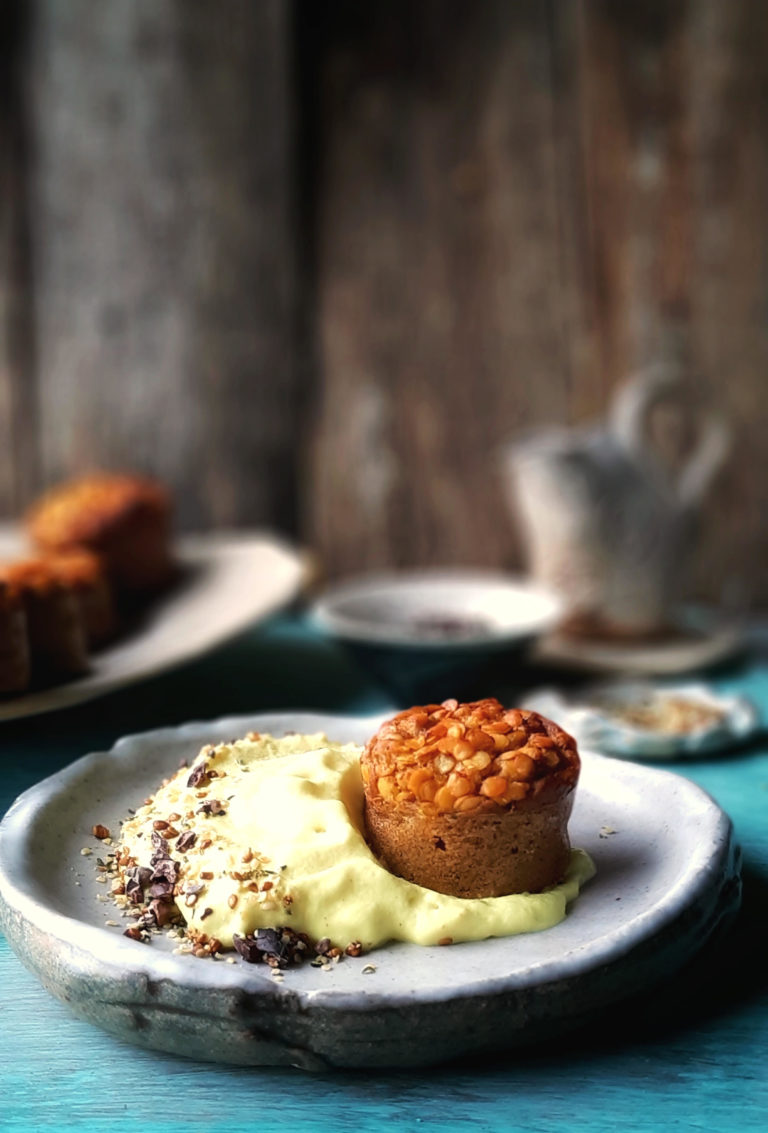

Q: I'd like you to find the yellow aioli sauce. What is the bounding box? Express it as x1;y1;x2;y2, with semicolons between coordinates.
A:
118;733;595;950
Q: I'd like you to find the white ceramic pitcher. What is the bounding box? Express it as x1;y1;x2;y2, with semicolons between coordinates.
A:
503;367;730;636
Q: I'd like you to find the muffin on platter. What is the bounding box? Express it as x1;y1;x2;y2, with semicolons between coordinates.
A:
27;472;175;593
360;697;580;898
42;549;117;647
0;559;89;680
0;579;30;694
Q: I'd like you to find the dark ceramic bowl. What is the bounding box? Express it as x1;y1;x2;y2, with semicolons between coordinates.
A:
310;569;562;703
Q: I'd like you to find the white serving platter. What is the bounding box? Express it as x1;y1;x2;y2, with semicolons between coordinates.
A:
0;712;741;1069
0;525;307;720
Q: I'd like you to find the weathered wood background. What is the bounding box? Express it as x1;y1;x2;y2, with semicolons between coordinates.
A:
1;0;766;605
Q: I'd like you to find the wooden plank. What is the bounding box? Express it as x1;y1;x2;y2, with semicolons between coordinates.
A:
574;0;768;606
0;1;38;514
307;0;575;577
685;0;768;610
3;0;765;603
25;0;298;531
308;0;768;606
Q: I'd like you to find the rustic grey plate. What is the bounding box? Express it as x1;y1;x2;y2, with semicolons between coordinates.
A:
0;712;741;1070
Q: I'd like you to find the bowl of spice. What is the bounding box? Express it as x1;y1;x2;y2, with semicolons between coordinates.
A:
310;569;562;704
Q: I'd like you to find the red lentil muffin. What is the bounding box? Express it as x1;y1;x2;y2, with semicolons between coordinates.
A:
0;559;89;679
0;578;30;694
360;697;580;898
42;549;117;647
26;472;175;593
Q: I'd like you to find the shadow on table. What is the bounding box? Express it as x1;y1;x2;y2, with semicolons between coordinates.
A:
469;856;768;1070
258;857;766;1083
274;860;767;1085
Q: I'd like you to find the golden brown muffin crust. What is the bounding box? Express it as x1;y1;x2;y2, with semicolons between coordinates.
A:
40;549;107;589
27;472;175;592
361;697;579;816
0;558;72;596
26;473;170;550
363;794;573;899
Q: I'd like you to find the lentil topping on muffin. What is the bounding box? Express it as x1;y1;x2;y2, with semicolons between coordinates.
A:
361;698;580;899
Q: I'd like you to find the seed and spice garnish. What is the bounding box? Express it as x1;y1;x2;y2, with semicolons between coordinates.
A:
92;732;370;972
93;829;363;968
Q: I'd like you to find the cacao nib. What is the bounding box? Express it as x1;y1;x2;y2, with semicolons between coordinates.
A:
147;881;175;900
256;929;293;967
232;934;262;964
197;799;226;816
150;831;170;859
230;928;322;968
176;830;196;852
124;865;151;905
150;858;179;886
125;877;144;905
186;762;210;788
148;898;175;927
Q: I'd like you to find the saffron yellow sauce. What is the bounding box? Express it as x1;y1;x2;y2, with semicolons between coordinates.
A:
118;733;594;950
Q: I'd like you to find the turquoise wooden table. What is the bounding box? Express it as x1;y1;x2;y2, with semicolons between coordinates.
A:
2;613;767;1132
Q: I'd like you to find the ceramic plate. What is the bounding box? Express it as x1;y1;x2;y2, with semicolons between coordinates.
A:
0;526;307;721
0;712;740;1069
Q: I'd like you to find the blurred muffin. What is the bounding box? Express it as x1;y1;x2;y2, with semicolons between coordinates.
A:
0;559;89;679
0;579;31;694
27;473;175;593
361;698;580;898
43;550;116;648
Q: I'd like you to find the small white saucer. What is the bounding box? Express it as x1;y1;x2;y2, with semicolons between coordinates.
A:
524;682;759;760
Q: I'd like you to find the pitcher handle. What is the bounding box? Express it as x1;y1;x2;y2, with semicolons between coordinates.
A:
609;365;730;506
